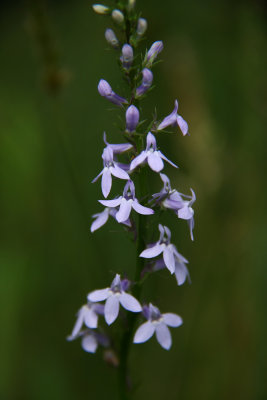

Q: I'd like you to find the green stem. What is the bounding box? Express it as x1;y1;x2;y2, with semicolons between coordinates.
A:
118;164;147;399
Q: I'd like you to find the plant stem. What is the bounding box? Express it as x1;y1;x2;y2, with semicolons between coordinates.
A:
118;165;147;400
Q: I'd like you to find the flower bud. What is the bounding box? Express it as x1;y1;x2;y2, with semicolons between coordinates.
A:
111;9;124;25
136;68;153;97
120;44;134;69
98;79;112;97
128;0;136;11
92;4;109;14
98;79;127;106
137;18;147;36
146;40;163;67
104;28;119;48
126;105;139;132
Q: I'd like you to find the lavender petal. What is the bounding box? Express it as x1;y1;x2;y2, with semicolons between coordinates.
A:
81;334;98;353
103;132;133;153
155;323;172;350
99;197;122;208
119;293;142;312
116;199;132;223
178;206;194;220
140;243;164;258
110;165;129;180
90;208;109;232
88;288;110;302
175;261;190;286
147;152;164;172
146;132;157;149
132;200;154;216
158;151;178;169
163;313;183;327
130;151;147;170
92;169;103;183
188;217;195;241
111;273;121;288
104;295;120;325
177;115;188;136
71;307;85;338
157;100;178;130
84;308;98;329
163;246;175;274
133;321;155;343
101;168;112;198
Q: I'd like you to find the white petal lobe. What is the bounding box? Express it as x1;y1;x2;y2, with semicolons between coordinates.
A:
133;321;155;343
88;288;110;302
155;323;172;350
81;335;98;353
104;295;120;325
120;293;142;312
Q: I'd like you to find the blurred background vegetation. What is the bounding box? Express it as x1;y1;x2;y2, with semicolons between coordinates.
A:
0;0;267;399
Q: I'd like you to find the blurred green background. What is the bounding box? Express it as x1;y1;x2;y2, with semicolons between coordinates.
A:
0;0;267;399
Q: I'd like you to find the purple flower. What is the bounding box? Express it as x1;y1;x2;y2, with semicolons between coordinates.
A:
67;302;107;354
140;224;187;275
104;28;119;48
146;41;163;67
154;255;190;286
98;79;127;106
125;105;139;132
68;329;109;354
153;174;196;241
153;173;183;208
136;68;153;97
103;132;133;154
130;132;177;173
92;146;130;198
157;100;188;136
88;274;142;325
176;189;196;241
90;207;131;232
69;303;104;339
120;44;134;69
99;180;154;223
133;303;182;350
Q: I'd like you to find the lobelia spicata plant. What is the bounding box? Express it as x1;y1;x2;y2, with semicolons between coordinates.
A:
68;1;196;398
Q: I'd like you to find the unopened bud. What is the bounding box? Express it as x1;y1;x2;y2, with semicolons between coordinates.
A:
98;79;127;106
111;9;124;25
98;79;112;97
128;0;136;11
92;4;109;14
126;105;140;132
146;41;163;67
105;28;119;48
136;68;153;97
120;44;134;69
137;18;147;36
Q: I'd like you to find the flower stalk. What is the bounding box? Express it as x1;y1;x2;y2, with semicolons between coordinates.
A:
68;1;196;398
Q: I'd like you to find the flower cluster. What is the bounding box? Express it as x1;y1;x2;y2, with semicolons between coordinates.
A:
68;0;196;362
